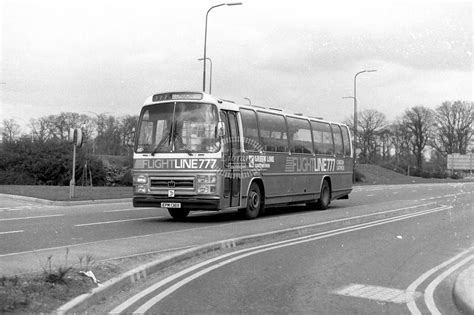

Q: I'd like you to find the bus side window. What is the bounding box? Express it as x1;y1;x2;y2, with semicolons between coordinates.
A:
331;124;344;155
257;111;288;153
240;108;260;151
311;121;334;155
287;117;313;154
341;125;352;156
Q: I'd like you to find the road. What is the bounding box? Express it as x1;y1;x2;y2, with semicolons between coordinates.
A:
1;183;473;314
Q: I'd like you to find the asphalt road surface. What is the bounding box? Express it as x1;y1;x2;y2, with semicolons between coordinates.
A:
1;183;473;314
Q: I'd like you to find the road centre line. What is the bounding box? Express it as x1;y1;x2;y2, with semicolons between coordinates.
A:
0;203;438;259
0;214;65;222
112;205;452;314
103;209;209;216
406;247;474;315
104;208;156;213
0;230;24;235
88;202;436;232
74;216;166;227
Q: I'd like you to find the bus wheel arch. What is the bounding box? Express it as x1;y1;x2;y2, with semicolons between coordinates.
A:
239;179;265;219
316;177;331;210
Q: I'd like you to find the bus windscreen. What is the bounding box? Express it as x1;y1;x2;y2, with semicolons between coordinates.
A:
136;102;220;154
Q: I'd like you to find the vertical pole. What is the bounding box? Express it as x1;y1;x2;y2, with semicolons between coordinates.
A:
70;144;76;199
353;77;357;183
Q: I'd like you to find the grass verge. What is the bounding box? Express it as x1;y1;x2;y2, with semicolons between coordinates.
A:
0;251;122;313
0;185;131;201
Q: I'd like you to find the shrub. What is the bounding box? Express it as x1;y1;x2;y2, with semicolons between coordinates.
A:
0;138;106;185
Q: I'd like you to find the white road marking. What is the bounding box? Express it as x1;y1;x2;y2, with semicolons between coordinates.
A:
104;208;159;213
0;230;24;235
0;214;65;222
74;216;166;227
333;284;419;304
406;247;474;315
424;254;474;315
0;205;41;212
111;205;452;314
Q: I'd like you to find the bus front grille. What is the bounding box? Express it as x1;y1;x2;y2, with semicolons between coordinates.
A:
149;177;194;190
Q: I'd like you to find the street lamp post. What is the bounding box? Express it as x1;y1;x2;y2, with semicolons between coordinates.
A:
344;69;376;182
198;58;213;94
202;2;242;93
244;97;252;105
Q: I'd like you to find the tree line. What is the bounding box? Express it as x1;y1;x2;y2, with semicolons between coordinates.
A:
343;100;473;177
2;113;138;156
1;101;472;185
1;113;137;185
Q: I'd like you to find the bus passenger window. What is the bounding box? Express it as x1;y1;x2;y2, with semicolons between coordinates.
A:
257;111;288;153
341;125;352;156
287;117;313;154
331;124;344;155
311;121;334;155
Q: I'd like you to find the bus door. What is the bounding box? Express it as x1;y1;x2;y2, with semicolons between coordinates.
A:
221;110;241;208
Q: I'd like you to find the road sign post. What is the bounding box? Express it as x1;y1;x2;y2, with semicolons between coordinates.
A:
69;128;83;199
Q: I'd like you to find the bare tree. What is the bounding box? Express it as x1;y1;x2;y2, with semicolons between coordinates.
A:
357;109;387;164
433;101;473;155
29;117;50;142
2;118;21;143
389;120;412;166
402;106;435;170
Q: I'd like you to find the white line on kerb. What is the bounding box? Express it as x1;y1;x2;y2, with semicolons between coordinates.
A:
406;248;474;315
424;254;474;315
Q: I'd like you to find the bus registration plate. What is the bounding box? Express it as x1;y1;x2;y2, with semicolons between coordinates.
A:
161;202;181;208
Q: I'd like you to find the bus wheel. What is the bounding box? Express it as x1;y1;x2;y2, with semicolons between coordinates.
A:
168;209;190;220
316;180;331;210
240;182;262;220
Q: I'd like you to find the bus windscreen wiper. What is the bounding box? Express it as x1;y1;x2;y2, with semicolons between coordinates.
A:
151;122;174;156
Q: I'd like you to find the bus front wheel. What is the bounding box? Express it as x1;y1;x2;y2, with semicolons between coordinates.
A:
240;182;263;220
315;180;331;210
168;208;190;220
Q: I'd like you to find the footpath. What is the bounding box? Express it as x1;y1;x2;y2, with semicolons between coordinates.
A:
0;192;472;314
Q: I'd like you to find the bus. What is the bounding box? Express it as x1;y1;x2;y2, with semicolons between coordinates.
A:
132;91;353;220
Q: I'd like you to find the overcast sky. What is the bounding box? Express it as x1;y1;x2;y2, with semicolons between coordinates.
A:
1;0;472;128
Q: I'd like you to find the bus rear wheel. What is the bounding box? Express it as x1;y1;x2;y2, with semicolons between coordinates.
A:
168;208;190;220
239;182;263;220
315;180;331;210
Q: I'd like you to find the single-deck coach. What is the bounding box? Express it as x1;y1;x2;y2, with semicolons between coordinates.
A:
132;92;353;219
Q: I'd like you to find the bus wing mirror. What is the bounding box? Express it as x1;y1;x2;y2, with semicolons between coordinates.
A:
217;121;226;137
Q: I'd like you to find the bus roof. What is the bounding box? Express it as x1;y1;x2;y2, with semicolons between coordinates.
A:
143;91;348;127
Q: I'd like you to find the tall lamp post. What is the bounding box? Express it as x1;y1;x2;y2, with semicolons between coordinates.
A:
244;97;252;105
202;2;242;93
198;58;213;94
344;69;376;182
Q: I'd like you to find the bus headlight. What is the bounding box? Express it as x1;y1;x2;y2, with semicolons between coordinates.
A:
197;174;217;194
197;174;217;184
134;175;148;184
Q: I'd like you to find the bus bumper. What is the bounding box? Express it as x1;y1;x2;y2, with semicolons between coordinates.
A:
133;195;221;210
